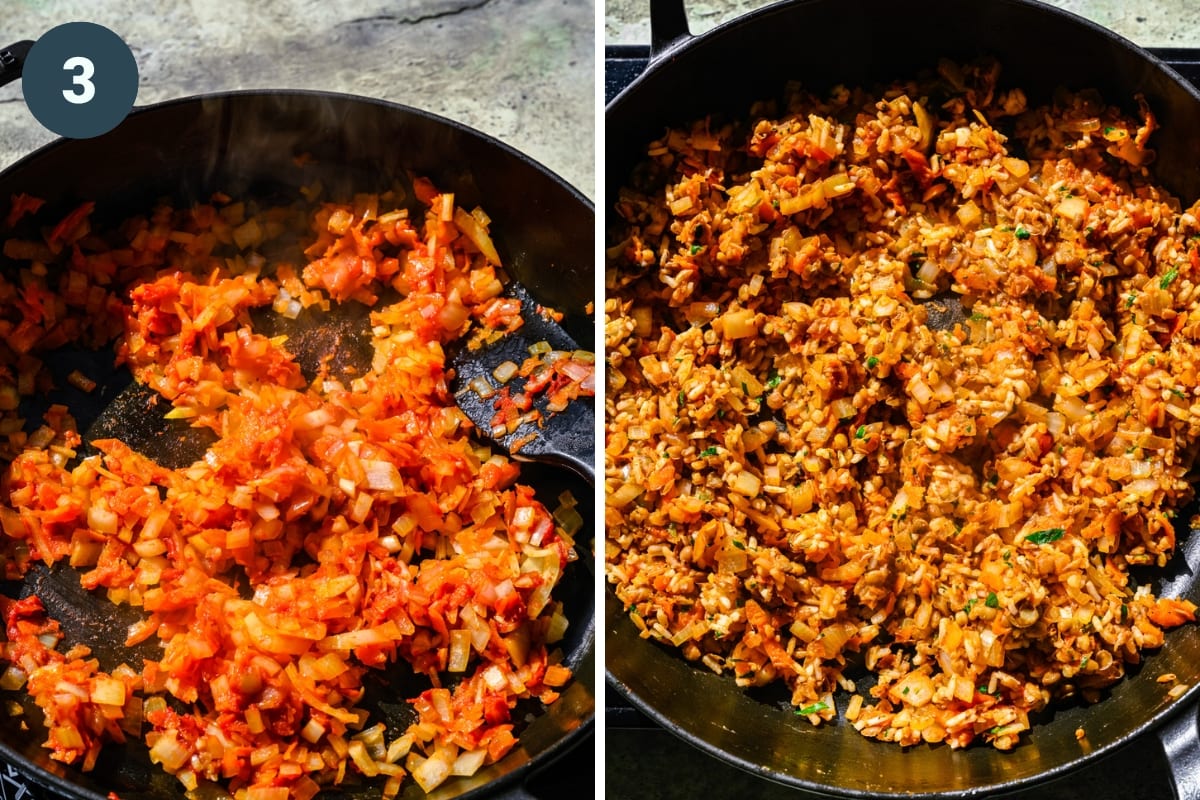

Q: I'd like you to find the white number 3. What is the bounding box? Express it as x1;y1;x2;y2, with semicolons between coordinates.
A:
61;56;96;104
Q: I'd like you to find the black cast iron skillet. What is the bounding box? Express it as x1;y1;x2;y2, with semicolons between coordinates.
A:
606;0;1200;796
0;50;594;800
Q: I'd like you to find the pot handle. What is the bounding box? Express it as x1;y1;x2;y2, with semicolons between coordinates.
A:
1158;705;1200;799
649;0;692;61
0;40;33;89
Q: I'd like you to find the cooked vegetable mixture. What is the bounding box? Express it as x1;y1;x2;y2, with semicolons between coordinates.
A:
606;59;1200;749
0;180;579;797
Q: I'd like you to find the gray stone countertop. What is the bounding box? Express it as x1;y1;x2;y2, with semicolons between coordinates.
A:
606;0;1200;47
0;0;594;199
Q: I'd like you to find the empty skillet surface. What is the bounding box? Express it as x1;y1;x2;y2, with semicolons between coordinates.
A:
0;91;594;799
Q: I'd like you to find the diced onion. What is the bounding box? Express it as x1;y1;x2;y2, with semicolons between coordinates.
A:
493;361;519;384
448;629;472;673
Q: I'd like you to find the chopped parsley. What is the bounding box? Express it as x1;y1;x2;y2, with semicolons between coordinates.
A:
1172;388;1187;399
690;244;702;255
985;592;1000;609
795;701;830;716
699;446;718;457
855;425;867;439
741;381;750;396
969;311;989;322
866;356;880;369
964;598;977;614
731;540;746;550
765;372;783;390
1014;225;1031;240
1161;267;1180;289
1104;126;1117;135
1025;527;1065;544
1126;293;1137;309
678;390;686;408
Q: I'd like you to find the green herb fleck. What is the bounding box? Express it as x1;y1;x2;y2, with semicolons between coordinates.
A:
855;425;867;439
964;598;977;614
866;356;880;369
1014;226;1031;240
901;686;910;695
1104;126;1117;135
717;409;726;419
970;311;989;322
1025;527;1065;544
985;592;999;609
678;390;686;408
732;540;746;550
765;372;783;390
699;446;718;457
1080;655;1090;669
741;381;750;396
795;701;830;716
1126;293;1137;309
1121;603;1129;622
1172;388;1187;399
1161;268;1180;289
690;244;702;255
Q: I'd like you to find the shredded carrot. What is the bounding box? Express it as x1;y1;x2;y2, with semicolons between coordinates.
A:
0;184;577;797
5;192;45;228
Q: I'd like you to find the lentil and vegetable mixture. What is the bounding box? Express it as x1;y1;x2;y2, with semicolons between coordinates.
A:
606;59;1200;750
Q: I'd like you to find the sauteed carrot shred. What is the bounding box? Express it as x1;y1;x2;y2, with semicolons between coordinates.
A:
0;183;577;797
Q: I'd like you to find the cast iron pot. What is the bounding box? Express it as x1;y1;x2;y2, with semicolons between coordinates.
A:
0;44;594;800
606;0;1200;796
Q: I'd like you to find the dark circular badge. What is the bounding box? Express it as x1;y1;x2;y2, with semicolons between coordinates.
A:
22;22;138;139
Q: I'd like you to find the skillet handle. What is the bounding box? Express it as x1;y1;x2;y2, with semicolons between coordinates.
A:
649;0;692;60
0;40;33;88
1158;705;1200;799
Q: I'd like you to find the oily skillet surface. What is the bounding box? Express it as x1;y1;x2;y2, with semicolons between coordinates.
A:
606;0;1200;796
0;91;594;800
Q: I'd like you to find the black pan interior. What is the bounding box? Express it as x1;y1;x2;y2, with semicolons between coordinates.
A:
0;91;594;800
606;0;1200;795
